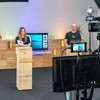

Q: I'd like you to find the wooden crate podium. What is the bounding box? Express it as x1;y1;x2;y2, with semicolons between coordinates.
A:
16;47;32;90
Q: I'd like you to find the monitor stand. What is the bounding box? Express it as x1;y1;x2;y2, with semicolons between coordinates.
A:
43;50;46;52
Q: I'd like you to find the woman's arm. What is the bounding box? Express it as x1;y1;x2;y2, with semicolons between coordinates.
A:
15;36;20;47
15;44;20;47
20;43;31;47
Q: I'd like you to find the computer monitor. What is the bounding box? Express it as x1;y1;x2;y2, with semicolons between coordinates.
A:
26;33;48;50
52;55;100;92
71;42;87;53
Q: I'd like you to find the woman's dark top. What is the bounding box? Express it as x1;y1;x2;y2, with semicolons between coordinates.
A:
15;36;30;45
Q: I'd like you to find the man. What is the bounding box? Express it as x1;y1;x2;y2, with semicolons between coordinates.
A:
64;23;81;48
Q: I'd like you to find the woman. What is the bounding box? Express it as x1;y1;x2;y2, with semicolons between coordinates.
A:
15;27;31;47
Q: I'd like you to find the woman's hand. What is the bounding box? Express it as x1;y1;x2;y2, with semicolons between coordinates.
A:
15;44;20;47
20;44;27;47
15;44;30;47
21;43;31;47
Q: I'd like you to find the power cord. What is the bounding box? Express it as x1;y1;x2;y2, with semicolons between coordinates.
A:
91;33;95;50
88;44;100;100
60;48;69;100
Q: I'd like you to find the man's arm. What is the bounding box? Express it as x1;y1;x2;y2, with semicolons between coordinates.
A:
64;39;68;48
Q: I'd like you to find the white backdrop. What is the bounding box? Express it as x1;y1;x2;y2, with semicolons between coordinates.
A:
0;0;99;50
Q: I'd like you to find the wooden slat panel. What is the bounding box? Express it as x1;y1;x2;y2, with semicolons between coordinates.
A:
61;48;66;56
7;50;16;60
0;39;69;69
52;49;61;57
17;49;32;63
0;60;16;69
8;41;16;50
43;58;52;67
0;41;8;50
12;41;16;49
32;55;43;59
43;53;52;58
0;60;6;67
33;54;52;68
43;53;52;67
51;40;61;49
16;76;32;90
32;57;43;68
17;63;32;76
6;60;16;69
0;51;7;60
16;47;32;90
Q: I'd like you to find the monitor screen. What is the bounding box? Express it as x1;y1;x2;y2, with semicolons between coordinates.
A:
26;33;48;50
52;55;100;92
86;16;94;21
71;42;87;52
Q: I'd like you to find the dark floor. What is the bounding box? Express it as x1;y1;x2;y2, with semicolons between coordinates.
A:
0;67;100;100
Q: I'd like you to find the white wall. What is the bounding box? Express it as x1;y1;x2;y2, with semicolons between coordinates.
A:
0;0;99;50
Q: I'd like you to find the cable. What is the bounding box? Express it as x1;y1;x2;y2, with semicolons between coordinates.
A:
76;53;83;100
88;44;100;100
91;33;95;50
60;48;69;100
60;48;82;100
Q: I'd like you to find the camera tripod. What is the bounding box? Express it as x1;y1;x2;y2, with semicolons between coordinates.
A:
86;21;93;55
86;26;93;55
75;52;90;100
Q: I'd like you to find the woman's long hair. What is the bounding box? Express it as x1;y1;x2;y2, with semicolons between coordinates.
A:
18;27;27;41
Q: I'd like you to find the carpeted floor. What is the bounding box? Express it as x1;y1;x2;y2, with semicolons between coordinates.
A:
0;67;99;100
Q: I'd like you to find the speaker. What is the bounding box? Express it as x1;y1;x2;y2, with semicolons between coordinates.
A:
94;0;100;9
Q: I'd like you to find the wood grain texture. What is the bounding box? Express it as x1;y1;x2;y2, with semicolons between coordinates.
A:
0;60;16;69
16;47;32;90
16;76;32;90
0;39;67;69
17;49;32;63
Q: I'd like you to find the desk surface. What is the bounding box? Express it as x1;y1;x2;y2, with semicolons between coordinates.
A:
0;39;14;41
17;47;32;49
32;50;52;54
